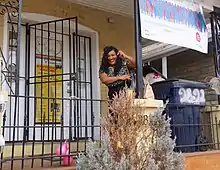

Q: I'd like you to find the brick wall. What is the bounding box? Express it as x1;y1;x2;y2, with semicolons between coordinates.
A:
167;50;218;104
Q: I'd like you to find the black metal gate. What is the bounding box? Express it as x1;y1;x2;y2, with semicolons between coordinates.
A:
26;17;94;142
1;13;103;170
210;7;220;104
210;7;220;78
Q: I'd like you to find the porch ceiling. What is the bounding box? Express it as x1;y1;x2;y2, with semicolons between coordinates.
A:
67;0;134;17
68;0;220;17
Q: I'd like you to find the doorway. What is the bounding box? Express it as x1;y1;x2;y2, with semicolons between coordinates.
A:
2;14;100;143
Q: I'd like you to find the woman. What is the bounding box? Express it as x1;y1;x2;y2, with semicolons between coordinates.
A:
99;46;136;100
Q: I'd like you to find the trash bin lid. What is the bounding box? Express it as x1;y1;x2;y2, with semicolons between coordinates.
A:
152;79;208;89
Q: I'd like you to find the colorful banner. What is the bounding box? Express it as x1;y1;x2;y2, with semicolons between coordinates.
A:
139;0;208;53
35;54;62;123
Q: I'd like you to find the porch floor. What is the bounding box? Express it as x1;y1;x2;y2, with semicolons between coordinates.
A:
2;159;76;170
1;142;82;170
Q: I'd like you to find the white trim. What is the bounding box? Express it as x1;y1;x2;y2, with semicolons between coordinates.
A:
162;57;167;78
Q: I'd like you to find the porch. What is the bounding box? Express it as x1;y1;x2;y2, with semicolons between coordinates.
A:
1;0;220;170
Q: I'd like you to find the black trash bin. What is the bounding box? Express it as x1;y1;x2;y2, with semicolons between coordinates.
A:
151;79;208;153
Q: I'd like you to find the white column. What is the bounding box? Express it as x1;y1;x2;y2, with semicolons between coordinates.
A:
162;57;167;78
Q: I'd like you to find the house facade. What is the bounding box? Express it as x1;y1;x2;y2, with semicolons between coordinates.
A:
1;0;220;169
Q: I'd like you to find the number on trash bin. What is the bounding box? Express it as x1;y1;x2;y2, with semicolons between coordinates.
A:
178;88;205;104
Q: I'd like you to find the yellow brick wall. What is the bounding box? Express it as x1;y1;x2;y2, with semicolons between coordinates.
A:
0;0;134;114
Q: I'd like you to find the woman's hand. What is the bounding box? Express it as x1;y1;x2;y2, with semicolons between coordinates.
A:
117;50;127;59
119;75;131;81
118;50;136;69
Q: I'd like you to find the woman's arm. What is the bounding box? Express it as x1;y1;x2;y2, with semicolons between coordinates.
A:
124;55;136;68
99;72;130;85
118;50;136;69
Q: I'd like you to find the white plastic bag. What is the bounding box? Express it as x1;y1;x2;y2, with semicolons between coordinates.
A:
143;76;155;99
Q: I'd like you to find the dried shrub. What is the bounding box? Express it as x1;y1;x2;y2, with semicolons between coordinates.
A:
77;90;184;170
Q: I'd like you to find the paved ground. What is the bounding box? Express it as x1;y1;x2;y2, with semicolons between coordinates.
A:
2;159;76;170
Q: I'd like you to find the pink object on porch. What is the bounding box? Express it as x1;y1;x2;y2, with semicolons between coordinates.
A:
55;141;69;156
63;155;74;166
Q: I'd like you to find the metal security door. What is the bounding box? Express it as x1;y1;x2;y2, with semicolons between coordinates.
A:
72;34;93;140
26;17;94;141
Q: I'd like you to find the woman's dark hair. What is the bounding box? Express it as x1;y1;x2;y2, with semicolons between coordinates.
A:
100;46;123;75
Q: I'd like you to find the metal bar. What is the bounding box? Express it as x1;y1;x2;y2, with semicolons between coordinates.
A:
40;23;44;167
134;0;143;98
84;37;88;150
73;34;77;140
210;10;220;104
2;124;100;128
0;112;6;168
46;22;53;166
29;72;77;78
51;98;55;165
89;38;94;140
29;79;91;84
59;19;64;165
28;17;77;26
53;20;57;152
11;0;22;169
21;23;29;170
210;13;219;75
75;17;80;152
78;36;82;139
68;18;72;165
76;38;80;150
31;24;37;168
25;23;30;141
48;22;57;163
7;94;104;101
8;22;13;141
40;24;46;167
41;113;46;167
47;22;50;145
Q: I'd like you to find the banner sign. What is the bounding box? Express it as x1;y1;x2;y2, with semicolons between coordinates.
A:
139;0;208;53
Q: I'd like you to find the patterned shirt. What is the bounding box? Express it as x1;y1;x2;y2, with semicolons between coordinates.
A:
99;60;129;88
